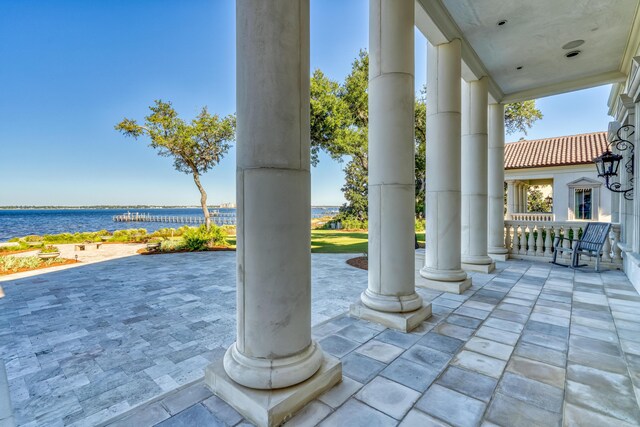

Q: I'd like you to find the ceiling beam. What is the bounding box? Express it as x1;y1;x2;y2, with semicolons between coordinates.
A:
414;0;504;103
501;70;627;104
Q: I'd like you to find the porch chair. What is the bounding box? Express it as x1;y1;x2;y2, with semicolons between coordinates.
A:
551;222;611;272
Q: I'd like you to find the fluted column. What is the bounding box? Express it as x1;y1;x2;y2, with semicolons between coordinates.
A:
419;39;471;294
351;0;430;331
522;184;528;212
461;78;494;273
488;103;509;260
206;2;341;424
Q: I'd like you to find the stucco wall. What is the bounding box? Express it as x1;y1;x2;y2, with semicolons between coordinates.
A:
505;164;612;222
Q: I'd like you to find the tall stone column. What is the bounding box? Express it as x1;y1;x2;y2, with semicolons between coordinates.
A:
522;185;528;212
506;180;515;219
419;39;471;294
461;78;494;273
488;103;509;261
206;2;340;425
351;0;430;332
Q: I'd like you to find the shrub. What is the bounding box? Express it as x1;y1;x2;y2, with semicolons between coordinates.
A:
42;230;111;244
0;256;58;273
340;218;368;231
24;235;43;242
40;245;60;254
111;228;148;243
415;218;425;232
160;239;184;251
181;225;227;251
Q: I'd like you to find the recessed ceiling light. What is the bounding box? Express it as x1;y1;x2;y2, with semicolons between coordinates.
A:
516;66;523;70
565;50;581;58
497;19;508;26
562;40;585;50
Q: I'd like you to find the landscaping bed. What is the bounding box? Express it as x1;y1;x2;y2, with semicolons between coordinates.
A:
347;256;368;270
0;256;78;276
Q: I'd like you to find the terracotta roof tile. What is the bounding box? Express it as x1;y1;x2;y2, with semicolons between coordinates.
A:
504;131;608;169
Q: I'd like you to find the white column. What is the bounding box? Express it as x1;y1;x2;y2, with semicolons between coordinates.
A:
419;39;471;294
522;184;528;212
461;78;494;272
506;180;516;219
207;2;340;424
516;183;524;212
351;0;430;332
488;103;509;260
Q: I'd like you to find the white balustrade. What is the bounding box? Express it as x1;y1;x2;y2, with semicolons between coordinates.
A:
502;220;623;268
511;212;555;222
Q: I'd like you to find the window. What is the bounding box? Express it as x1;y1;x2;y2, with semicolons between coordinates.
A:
574;188;592;219
567;178;601;221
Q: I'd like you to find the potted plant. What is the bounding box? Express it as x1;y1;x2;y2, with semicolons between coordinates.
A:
38;245;60;259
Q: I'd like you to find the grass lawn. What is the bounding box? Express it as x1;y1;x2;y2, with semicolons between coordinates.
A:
227;230;425;254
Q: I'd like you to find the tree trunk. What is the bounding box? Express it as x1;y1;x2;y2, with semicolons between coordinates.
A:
192;172;211;228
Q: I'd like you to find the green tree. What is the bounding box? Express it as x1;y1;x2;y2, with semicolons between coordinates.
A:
527;185;552;212
310;51;369;218
505;101;543;135
311;51;543;219
115;100;236;228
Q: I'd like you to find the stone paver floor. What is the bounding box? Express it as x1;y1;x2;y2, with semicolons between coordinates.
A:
0;252;367;426
109;259;640;427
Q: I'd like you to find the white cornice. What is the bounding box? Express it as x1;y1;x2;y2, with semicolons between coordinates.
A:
501;71;627;104
619;1;640;77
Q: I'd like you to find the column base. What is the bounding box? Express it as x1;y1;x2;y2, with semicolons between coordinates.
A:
349;300;431;332
488;247;509;262
462;262;495;273
417;276;472;294
360;289;423;313
222;341;324;390
205;354;342;427
488;253;509;262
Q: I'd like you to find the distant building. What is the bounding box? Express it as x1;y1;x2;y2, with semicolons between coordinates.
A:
504;131;611;222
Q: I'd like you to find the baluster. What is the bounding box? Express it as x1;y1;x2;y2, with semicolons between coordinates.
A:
519;225;527;255
527;224;535;255
562;226;572;260
602;233;612;263
544;226;553;257
611;227;622;262
572;226;581;253
505;224;512;253
535;225;544;256
512;225;520;255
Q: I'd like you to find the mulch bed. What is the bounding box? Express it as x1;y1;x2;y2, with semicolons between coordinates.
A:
0;248;40;256
347;256;368;270
0;258;79;276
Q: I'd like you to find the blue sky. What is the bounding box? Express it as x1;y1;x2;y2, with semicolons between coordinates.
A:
0;0;613;206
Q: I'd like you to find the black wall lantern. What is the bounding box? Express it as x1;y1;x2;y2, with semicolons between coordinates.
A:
594;124;634;200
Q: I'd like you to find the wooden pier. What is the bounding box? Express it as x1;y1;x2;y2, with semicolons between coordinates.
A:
112;212;236;226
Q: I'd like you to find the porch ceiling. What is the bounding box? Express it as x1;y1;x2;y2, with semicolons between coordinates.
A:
416;0;640;102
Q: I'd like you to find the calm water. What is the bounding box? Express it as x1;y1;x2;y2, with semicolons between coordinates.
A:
0;207;339;241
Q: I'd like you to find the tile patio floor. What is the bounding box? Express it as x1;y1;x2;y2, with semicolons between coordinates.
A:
0;252;367;426
107;258;640;427
2;252;640;426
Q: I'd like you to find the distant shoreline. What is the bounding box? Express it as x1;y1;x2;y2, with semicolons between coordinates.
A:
0;205;341;210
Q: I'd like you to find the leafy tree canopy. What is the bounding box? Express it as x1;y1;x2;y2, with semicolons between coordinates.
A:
312;51;544;219
115;100;236;227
